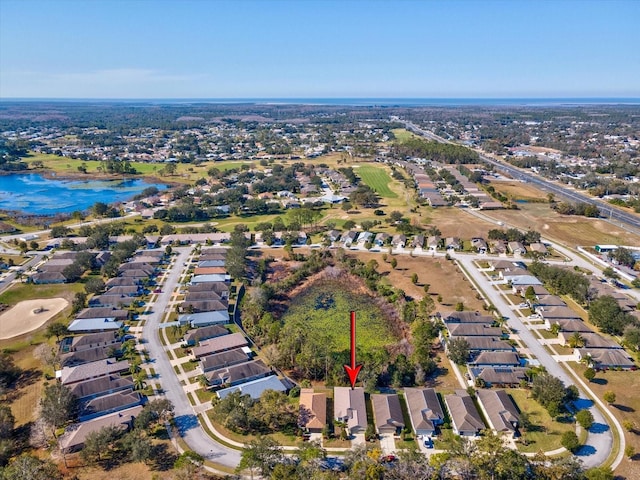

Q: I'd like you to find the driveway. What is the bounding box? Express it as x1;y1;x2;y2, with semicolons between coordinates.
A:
141;247;241;467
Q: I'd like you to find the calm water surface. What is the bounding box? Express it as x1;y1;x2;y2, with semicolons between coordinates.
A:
0;173;166;215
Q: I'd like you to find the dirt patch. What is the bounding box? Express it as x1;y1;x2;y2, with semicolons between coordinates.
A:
0;298;68;339
426;207;497;239
347;251;485;313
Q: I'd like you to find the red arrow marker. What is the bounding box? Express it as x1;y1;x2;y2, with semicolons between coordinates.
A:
343;310;362;389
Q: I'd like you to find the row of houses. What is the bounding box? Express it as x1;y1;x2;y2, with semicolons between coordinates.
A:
490;260;636;370
177;247;230;328
299;387;520;439
67;250;167;334
55;331;144;452
442;311;529;387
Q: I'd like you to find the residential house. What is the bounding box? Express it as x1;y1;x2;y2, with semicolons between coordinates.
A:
76;308;129;321
471;237;488;254
447;324;504;338
444;390;485;436
216;375;287;400
59;406;142;453
576;348;635;370
67;318;124;333
191;332;248;359
179;310;230;328
529;243;548;256
59;343;122;368
404;388;445;437
374;232;390;247
183;325;229;346
371;394;405;435
445;237;462;250
468;367;528;387
411;235;425;249
334;387;367;435
507;241;526;255
443;311;496;324
426;236;440;251
457;337;515;353
200;348;251;373
57;359;130;385
299;389;327;433
476;389;520;437
68;376;134;402
79;390;143;421
391;234;407;249
204;360;271;388
490;240;507;255
558;332;619;349
60;331;120;353
342;231;358;247
469;352;522;368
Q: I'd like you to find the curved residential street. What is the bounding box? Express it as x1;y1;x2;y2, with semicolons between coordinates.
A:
141;247;241;469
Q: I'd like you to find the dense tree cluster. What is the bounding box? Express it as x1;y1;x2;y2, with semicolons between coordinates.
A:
531;372;573;417
212;390;298;436
527;261;590;303
235;431;600;480
487;228;541;245
394;137;481;164
553;202;601;218
588;295;638;336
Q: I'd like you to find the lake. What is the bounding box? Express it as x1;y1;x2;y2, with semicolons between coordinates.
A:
0;173;167;215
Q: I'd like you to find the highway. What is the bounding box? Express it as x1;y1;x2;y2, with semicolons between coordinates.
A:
403;121;640;234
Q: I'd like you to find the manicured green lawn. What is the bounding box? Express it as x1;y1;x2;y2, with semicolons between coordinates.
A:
391;128;419;143
354;165;398;199
508;388;575;453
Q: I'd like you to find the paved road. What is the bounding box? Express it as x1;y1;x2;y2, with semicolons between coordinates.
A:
141;247;241;468
403;121;640;235
456;255;612;468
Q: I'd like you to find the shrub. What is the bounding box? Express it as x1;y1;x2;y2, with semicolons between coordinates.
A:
576;409;594;430
561;431;581;453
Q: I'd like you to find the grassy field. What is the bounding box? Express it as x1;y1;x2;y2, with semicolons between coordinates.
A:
391;128;419;143
508;388;575;453
348;251;486;314
489;180;550;202
281;279;397;352
483;197;640;247
354;164;398;199
0;282;83;305
23;151;253;184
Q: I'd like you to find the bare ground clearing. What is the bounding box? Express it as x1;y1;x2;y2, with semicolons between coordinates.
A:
0;298;68;339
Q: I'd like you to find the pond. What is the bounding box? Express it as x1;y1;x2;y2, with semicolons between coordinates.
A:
0;173;167;215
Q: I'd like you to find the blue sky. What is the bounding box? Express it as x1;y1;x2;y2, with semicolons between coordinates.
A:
1;0;639;98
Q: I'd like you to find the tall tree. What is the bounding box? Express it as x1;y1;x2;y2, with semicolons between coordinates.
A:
236;436;284;479
39;383;78;433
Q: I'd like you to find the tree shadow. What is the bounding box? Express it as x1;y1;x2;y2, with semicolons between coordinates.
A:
149;443;177;471
588;422;610;434
592;378;608;385
174;414;200;436
576;444;596;456
613;404;634;413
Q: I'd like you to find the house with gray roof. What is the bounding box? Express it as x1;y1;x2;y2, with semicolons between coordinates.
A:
77;307;129;321
60;343;122;368
216;375;286;400
60;331;120;353
469;367;528;387
576;348;635;370
179;310;230;328
205;360;271;388
469;352;522;367
371;394;404;435
334;387;367;435
57;359;130;385
191;332;247;359
476;389;520;437
200;348;250;373
404;388;444;437
444;390;485;436
183;325;229;346
59;405;142;453
447;324;503;337
68;375;134;402
67;318;123;333
79;390;143;421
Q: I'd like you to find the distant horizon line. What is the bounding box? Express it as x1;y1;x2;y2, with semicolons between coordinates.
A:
1;96;640;106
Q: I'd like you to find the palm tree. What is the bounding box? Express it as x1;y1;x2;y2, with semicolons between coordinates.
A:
568;332;585;348
134;372;147;391
197;374;209;389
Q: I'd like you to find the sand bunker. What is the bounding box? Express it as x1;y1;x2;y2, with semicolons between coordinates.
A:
0;298;69;339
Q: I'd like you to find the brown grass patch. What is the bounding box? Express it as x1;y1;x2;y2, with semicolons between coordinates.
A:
486;202;640;247
490;180;550;202
347;251;485;312
571;363;640;477
426;207;497;240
